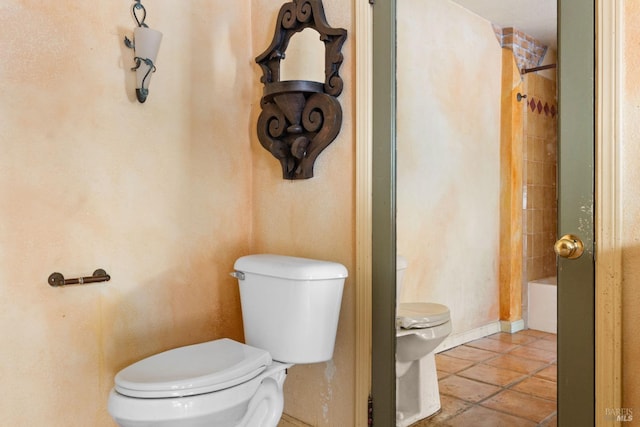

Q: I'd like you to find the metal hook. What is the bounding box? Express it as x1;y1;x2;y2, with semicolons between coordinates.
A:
132;0;148;28
517;93;528;102
123;0;147;49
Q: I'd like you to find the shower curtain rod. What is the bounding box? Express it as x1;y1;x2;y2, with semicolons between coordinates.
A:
521;64;557;74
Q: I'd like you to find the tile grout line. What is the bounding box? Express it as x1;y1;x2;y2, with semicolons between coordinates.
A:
424;331;557;426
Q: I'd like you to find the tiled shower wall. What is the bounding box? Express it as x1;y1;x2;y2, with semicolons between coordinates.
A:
495;27;548;72
523;73;558;281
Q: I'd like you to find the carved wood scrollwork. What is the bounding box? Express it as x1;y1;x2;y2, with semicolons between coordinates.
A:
256;0;347;180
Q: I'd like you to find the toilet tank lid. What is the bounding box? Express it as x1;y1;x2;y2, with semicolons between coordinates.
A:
114;339;271;398
234;254;348;280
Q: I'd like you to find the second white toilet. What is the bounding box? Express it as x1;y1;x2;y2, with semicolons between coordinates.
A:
395;256;452;427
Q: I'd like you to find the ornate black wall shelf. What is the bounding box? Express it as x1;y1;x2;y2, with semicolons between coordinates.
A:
256;0;347;180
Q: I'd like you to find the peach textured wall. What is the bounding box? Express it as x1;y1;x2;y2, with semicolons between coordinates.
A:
251;1;355;425
498;49;524;323
0;1;255;425
397;0;502;334
621;0;640;412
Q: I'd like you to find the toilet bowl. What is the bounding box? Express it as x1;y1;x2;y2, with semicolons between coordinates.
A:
108;339;290;427
395;256;452;427
108;254;347;427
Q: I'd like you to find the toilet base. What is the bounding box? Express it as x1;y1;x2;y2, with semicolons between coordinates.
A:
396;352;441;427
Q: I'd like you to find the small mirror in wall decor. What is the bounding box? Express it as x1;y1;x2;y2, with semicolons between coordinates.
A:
256;0;347;180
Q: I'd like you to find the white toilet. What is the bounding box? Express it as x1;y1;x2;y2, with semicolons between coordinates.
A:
395;256;452;427
108;254;347;427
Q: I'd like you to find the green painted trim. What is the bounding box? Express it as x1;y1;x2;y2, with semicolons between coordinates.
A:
371;1;596;425
371;0;396;425
557;0;595;424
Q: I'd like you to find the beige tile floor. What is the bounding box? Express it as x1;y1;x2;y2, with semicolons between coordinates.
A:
411;329;557;427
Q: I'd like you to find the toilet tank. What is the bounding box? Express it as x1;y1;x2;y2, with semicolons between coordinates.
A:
233;254;348;364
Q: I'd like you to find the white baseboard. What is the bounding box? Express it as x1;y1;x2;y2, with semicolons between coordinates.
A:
500;318;525;333
435;321;502;353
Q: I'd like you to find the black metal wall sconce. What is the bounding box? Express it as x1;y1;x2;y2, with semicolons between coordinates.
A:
124;0;162;103
256;0;347;180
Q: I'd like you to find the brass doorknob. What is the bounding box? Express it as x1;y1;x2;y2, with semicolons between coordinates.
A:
554;234;585;259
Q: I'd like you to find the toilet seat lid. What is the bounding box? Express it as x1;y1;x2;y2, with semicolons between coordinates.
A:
397;302;450;329
114;338;272;398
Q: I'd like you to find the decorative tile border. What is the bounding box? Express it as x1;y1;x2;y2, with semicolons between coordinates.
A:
528;97;557;117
